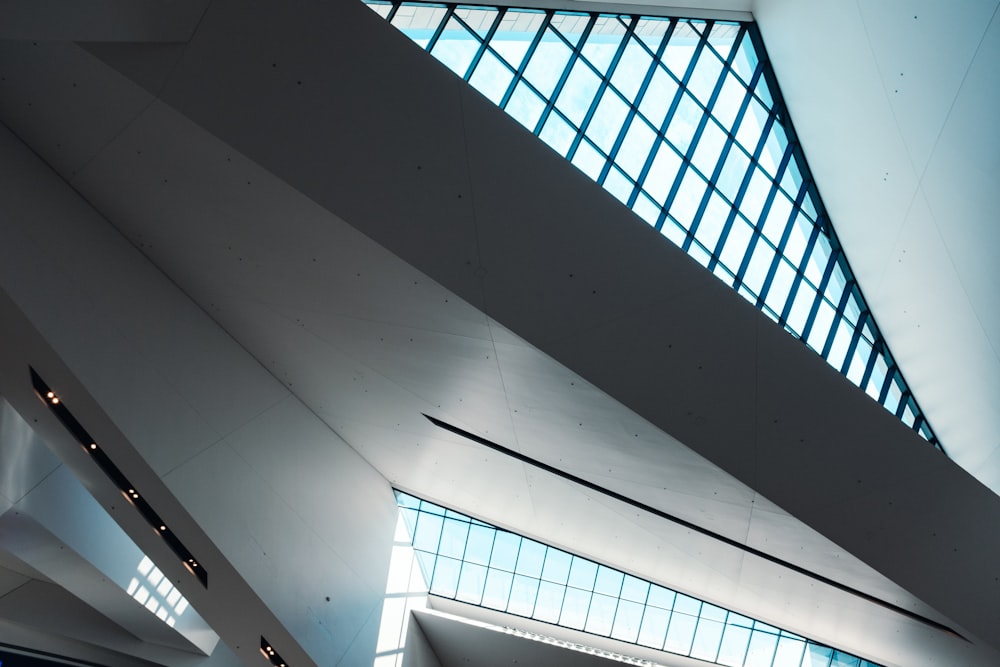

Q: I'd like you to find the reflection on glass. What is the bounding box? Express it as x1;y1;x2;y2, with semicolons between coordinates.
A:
396;491;882;667
366;0;942;452
127;555;189;628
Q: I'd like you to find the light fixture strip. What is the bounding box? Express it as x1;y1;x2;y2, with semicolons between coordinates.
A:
29;366;208;588
260;636;288;667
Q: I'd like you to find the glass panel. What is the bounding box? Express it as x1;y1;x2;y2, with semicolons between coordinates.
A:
731;30;758;84
534;580;565;622
567;556;598;590
762;189;793;245
507;574;539;616
514;539;546;578
666;92;702;155
572;138;607;181
639;65;679;130
671;168;708;231
557;59;601;127
594;565;625;597
581;15;626;73
588;89;630;153
662;21;698;78
431;19;480;76
773;636;806;667
638;605;671;648
584;592;618;635
691;616;725;661
489;531;520;571
431;555;461;597
603;166;634;204
742;235;774;297
505;81;546;130
610;599;644;642
611;36;653;101
830;651;861;667
559;586;591;629
687;49;724;106
464;524;494;566
767;257;796;309
412;511;443;552
539;111;576;155
541;548;572;584
438;517;469;559
523;29;572;97
717;622;752;666
663;608;698;655
617;117;657;179
643;141;682;204
692;119;727;177
745;629;779;667
468;49;514;104
695;191;732;256
620;575;650;603
718;214;753;273
802;644;834;667
456;562;488;604
716;145;750;203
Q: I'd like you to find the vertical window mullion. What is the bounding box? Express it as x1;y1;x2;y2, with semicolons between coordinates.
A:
424;5;457;54
533;14;597;135
462;7;508;80
498;11;555;109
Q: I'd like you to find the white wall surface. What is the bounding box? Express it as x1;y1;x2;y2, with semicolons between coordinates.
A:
0;122;398;667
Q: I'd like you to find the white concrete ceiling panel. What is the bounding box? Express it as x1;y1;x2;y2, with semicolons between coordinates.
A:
0;565;29;599
218;395;398;597
0;0;996;663
0;398;60;506
917;8;1000;485
0;121;406;667
752;0;921;271
0;1;210;42
0;40;155;176
854;0;998;176
872;191;1000;476
752;0;1000;495
160;438;389;667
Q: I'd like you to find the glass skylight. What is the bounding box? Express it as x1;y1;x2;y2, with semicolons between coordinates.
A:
365;1;941;452
126;555;191;628
396;491;881;667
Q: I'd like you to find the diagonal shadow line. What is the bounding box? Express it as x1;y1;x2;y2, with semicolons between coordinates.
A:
423;412;965;641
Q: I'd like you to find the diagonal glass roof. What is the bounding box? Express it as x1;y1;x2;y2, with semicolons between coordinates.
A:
396;490;882;667
364;1;942;452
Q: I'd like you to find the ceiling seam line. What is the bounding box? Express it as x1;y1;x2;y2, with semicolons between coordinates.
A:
423;412;965;639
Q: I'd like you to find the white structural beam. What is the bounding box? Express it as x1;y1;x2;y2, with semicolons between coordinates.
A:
0;0;997;666
0;0;210;42
0;122;399;667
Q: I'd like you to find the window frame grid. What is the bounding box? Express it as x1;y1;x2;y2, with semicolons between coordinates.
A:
364;0;943;452
397;491;883;667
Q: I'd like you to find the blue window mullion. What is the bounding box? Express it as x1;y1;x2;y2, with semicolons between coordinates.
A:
532;14;597;135
567;16;637;162
699;107;775;261
820;274;853;360
839;301;868;375
780;222;822;334
799;244;840;347
656;22;713;234
424;5;458;54
461;7;508;79
498;11;555;110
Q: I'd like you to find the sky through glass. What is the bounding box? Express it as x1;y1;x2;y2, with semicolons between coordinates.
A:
364;0;942;452
396;490;882;667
